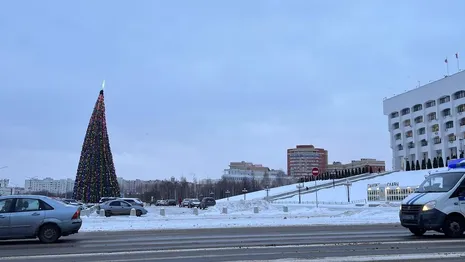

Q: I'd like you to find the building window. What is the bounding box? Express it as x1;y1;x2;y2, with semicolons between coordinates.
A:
454;91;465;100
432;124;439;132
446;121;454;129
425;100;436;108
460;118;465;126
408;142;415;149
397;144;403;151
421;139;428;147
418;128;426;135
434;136;442;144
395;133;402;140
414;116;423;124
449;134;457;142
413;104;422;112
458;104;465;113
401;108;410;116
428;112;437;121
403;119;411;127
442;108;451;117
439;96;451;104
392;122;400;129
405;130;413;138
391;112;399;118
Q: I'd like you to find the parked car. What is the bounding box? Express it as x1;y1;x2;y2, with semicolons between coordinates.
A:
167;199;177;206
99;197;118;203
0;195;82;243
117;198;144;207
181;198;192;207
200;197;216;209
61;199;87;210
154;200;168;206
97;200;148;217
188;199;201;208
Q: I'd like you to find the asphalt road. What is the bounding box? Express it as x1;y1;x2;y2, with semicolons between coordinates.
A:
2;224;465;262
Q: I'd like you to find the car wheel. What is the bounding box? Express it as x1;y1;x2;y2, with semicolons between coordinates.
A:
136;210;142;217
409;227;426;236
38;224;60;243
443;215;465;238
105;210;112;217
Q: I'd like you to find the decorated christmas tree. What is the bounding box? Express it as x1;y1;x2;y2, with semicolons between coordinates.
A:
73;83;120;203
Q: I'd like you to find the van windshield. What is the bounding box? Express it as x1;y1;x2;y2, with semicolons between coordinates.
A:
416;172;465;193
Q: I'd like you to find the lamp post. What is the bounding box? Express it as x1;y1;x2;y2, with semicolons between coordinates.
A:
265;186;270;202
242;188;248;201
296;184;303;204
460;138;464;158
225;190;230;201
345;179;352;203
330;170;336;188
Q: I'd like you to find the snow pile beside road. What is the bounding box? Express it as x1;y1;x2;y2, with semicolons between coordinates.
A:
209;199;279;214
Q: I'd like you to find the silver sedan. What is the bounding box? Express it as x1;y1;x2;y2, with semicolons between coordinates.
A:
0;195;82;243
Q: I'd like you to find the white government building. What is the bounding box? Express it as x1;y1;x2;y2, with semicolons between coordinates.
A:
383;71;465;170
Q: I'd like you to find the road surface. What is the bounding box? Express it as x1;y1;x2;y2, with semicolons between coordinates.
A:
1;224;465;261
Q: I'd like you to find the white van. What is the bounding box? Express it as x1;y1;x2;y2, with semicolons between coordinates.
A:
400;162;465;237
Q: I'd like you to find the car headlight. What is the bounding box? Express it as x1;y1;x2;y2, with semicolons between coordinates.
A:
422;200;437;211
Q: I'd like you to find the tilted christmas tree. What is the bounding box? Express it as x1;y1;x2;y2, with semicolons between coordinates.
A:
73;84;120;203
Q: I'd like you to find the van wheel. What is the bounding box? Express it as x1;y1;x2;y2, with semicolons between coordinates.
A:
409;227;426;236
443;215;465;237
136;210;142;217
38;224;60;243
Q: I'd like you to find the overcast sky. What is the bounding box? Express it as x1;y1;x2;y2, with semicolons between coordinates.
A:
1;1;465;186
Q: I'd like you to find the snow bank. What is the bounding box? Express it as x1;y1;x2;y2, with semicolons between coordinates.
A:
79;203;400;232
274;168;448;204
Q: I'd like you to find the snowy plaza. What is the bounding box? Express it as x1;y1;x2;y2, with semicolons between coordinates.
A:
78;168;443;232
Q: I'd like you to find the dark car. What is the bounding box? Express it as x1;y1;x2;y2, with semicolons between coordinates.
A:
200;197;216;209
167;199;177;206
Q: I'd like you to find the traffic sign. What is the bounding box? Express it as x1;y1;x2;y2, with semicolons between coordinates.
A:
311;167;319;177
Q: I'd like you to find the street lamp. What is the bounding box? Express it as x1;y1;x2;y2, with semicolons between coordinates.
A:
345;179;352;203
460;138;464;158
296;184;303;204
242;188;248;201
265;186;270;202
330;170;336;188
225;190;230;201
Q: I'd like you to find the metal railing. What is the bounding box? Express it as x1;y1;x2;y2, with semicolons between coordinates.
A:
270;199;367;205
267;171;396;201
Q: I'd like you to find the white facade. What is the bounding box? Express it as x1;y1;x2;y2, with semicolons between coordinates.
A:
223;161;285;182
24;177;75;195
0;179;9;188
383;71;465;170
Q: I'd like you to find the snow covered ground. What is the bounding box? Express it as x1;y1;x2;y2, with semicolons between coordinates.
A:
218;180;330;202
80;200;399;232
280;168;447;204
79;168;446;232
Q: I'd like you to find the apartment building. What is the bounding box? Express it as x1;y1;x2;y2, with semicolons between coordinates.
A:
24;177;75;195
383;71;465;170
287;145;328;176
